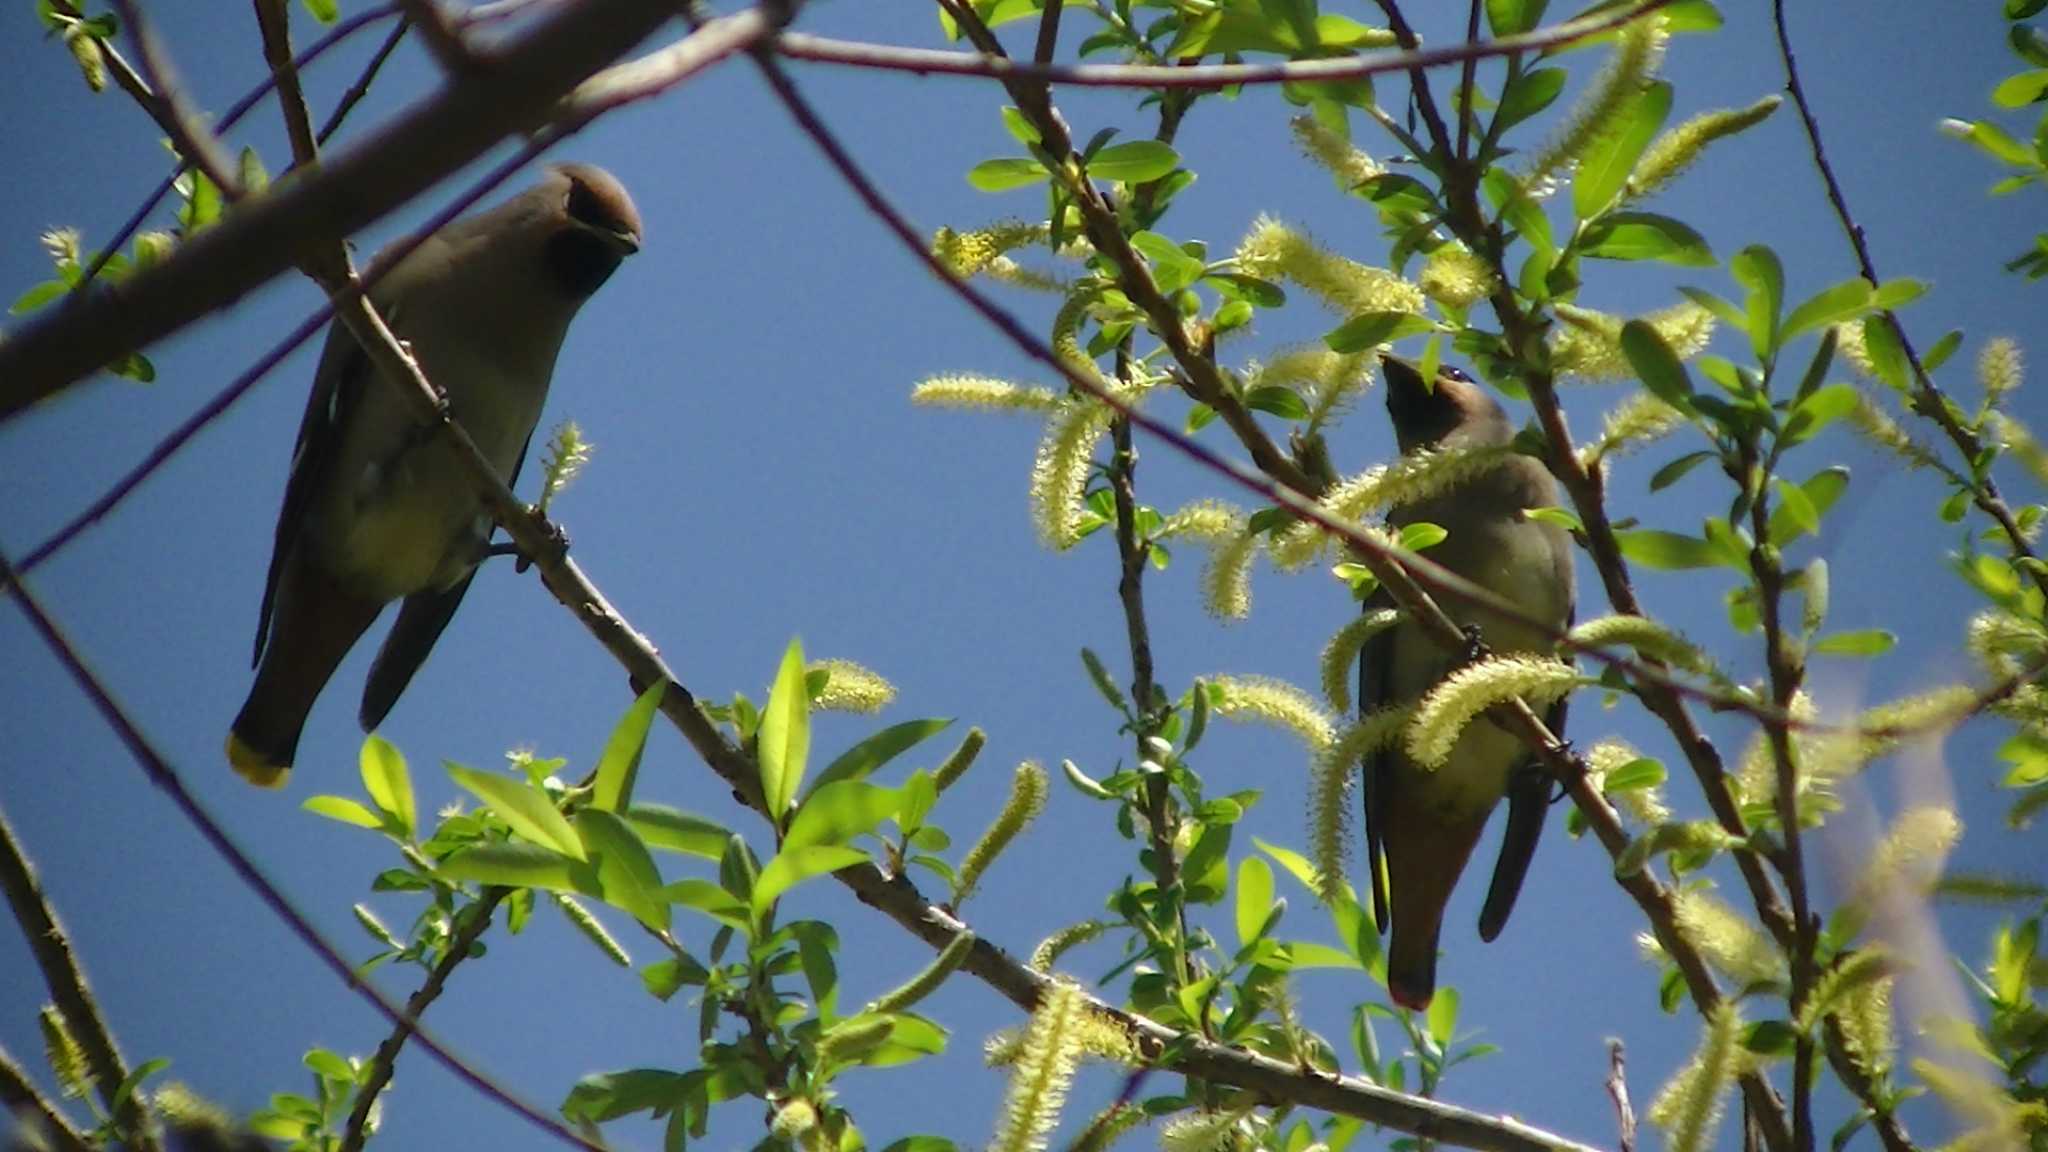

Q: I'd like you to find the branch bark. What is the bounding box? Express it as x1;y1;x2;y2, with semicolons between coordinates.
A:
0;805;160;1152
0;0;737;417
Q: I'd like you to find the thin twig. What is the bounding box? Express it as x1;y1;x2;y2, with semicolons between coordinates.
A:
63;4;404;297
46;0;179;139
0;550;610;1152
107;0;243;197
338;892;508;1152
771;0;1679;90
1770;0;2046;600
318;17;413;144
253;0;321;171
399;0;475;72
1605;1039;1635;1152
0;804;159;1152
0;1043;91;1152
1365;0;1455;160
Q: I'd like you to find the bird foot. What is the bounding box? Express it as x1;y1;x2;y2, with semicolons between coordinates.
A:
1460;623;1489;665
513;514;571;573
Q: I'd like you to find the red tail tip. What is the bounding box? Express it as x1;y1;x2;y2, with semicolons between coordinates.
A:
1388;981;1433;1012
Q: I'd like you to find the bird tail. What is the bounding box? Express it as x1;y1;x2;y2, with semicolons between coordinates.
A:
1383;798;1489;1012
228;554;381;787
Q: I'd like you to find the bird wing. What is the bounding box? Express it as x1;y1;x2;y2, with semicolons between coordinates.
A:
1358;583;1397;935
252;309;381;666
356;427;533;732
1475;603;1573;941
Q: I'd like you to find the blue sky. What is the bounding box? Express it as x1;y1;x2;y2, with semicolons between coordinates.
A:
2;3;2043;1150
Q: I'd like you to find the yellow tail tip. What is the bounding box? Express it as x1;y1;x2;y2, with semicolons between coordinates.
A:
226;732;290;789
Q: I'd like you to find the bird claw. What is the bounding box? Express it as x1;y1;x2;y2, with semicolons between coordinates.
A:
513;515;570;573
1460;623;1488;664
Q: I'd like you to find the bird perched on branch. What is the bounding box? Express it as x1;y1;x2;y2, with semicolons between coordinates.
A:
1360;354;1575;1010
227;164;641;787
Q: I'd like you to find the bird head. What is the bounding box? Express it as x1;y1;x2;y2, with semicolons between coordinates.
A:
542;163;641;298
1380;353;1512;453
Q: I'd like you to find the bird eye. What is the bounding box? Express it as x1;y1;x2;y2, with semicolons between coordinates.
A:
1440;365;1473;383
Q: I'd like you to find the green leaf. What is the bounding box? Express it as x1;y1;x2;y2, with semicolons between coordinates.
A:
1493;67;1567;134
561;1069;693;1126
659;879;750;930
759;638;812;823
1771;477;1818;541
303;795;382;830
1486;0;1548;36
1781;383;1859;447
357;735;415;839
439;842;582;892
1574;81;1673;218
1650;450;1715;492
447;764;585;860
1579;212;1713;265
1615;529;1725;570
300;0;337;22
1860;315;1909;391
576;810;668;931
999;105;1040;145
753;846;870;917
1427;987;1460;1049
810;718;953;794
10;280;67;316
1603;757;1667;792
1235;856;1275;948
1325;311;1436;352
1730;245;1785;359
1869;278;1926;312
784;781;901;852
1399;522;1449;551
966;158;1048;192
1957;119;2038;166
1781;278;1874;341
1619;320;1697;411
624;805;728;859
1246;385;1310;419
1768;466;1849;544
1812;630;1896;658
1205;272;1286;307
594;681;666;812
1089;140;1180;183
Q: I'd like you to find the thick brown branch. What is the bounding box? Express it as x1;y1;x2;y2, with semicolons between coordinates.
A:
0;0;754;417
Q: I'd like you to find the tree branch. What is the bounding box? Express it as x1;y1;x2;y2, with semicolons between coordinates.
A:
338;891;508;1152
0;553;605;1152
1770;0;2046;600
0;0;758;417
771;0;1678;90
0;1043;91;1152
0;804;159;1152
107;0;243;198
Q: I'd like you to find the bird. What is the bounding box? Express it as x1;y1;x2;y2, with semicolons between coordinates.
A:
227;163;641;787
1358;353;1575;1010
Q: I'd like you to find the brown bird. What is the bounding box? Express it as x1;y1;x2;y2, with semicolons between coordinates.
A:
1359;354;1575;1010
228;164;641;787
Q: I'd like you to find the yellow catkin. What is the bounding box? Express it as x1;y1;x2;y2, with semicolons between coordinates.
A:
808;659;897;714
1626;96;1782;202
989;981;1089;1152
1404;657;1578;769
1648;1001;1741;1152
912;375;1064;412
1234;216;1426;317
1552;300;1714;381
1206;675;1337;751
1290;115;1381;189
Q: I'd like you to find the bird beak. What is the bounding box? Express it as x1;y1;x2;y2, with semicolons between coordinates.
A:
1379;352;1431;397
574;218;641;257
